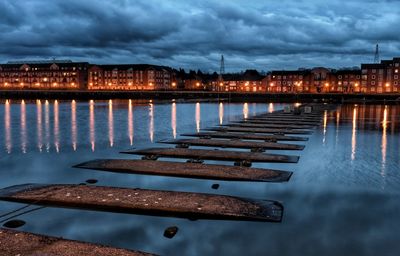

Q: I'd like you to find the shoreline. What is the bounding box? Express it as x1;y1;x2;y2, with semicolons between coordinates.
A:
1;90;400;103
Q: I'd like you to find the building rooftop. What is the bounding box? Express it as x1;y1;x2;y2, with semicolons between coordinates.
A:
6;60;73;64
93;64;173;72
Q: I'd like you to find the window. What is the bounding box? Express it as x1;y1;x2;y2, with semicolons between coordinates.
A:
372;75;376;79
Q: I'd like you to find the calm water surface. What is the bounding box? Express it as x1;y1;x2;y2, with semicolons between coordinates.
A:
0;100;399;256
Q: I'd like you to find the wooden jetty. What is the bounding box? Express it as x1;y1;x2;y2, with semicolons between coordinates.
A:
74;159;292;182
0;184;283;222
224;123;315;129
159;138;305;150
121;148;300;163
207;127;313;135
0;228;155;256
181;132;309;141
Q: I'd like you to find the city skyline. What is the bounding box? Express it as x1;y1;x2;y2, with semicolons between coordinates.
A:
1;0;399;72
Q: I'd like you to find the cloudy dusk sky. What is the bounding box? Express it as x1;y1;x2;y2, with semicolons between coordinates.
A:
1;0;399;72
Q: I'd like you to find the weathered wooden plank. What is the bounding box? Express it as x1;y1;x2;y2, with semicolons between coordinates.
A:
247;116;321;121
245;119;321;124
121;148;300;163
207;127;313;135
181;132;309;141
160;138;305;150
0;228;155;256
239;120;320;126
224;123;315;129
258;112;322;117
74;159;292;182
0;184;283;222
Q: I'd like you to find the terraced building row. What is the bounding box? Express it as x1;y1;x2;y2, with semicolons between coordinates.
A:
1;57;400;93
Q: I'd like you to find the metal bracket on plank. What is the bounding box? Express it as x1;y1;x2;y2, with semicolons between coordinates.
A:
234;160;252;167
142;155;159;160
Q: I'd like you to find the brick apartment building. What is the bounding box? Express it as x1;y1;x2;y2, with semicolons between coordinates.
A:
0;60;89;90
265;68;363;93
88;64;176;90
211;70;266;92
361;57;400;93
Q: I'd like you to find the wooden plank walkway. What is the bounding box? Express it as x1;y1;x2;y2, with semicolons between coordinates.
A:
207;127;313;135
0;184;283;222
160;138;305;150
181;132;309;141
224;123;315;129
74;159;292;182
121;148;300;163
0;228;155;256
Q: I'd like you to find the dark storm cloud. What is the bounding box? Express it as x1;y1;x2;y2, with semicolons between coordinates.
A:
0;0;399;71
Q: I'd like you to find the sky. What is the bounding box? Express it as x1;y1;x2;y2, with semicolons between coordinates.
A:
1;0;399;72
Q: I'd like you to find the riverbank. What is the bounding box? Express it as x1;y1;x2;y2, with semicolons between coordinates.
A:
1;90;400;103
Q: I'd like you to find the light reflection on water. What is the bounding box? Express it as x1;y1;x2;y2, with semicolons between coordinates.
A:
54;100;60;153
381;106;387;179
195;102;200;133
219;102;224;125
5;100;11;154
171;102;177;139
243;102;249;119
149;102;154;142
89;100;95;152
351;105;357;161
44;100;50;152
1;101;400;255
128;100;134;145
20;100;27;154
108;100;114;148
71;100;77;151
36;100;43;152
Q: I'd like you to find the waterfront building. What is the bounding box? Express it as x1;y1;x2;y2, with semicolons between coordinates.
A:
0;60;89;90
88;64;176;90
361;57;400;93
266;70;310;93
334;69;362;93
211;70;265;92
266;68;337;93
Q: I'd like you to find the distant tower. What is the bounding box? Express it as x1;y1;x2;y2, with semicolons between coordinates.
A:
219;55;225;81
220;55;225;75
374;44;380;63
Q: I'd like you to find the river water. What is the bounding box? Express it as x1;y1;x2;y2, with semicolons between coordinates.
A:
0;100;399;256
